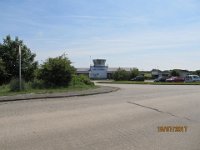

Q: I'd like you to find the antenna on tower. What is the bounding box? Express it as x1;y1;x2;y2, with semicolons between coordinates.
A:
90;56;92;66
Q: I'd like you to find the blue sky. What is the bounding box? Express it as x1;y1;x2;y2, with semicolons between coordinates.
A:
1;0;200;70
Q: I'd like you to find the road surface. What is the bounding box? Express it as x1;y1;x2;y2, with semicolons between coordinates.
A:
0;83;200;150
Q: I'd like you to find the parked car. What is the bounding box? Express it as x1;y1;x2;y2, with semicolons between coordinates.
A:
166;76;184;82
154;77;167;82
130;76;145;81
185;75;200;82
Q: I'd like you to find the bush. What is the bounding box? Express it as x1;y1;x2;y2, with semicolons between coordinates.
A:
37;55;76;87
113;68;130;81
29;79;45;89
195;70;200;76
9;78;25;91
71;75;94;86
79;75;94;85
143;73;153;80
0;59;7;85
171;70;180;77
130;68;139;79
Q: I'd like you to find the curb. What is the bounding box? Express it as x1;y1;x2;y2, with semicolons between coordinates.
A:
0;86;119;103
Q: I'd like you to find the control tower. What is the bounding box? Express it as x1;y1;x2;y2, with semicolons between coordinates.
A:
89;59;108;79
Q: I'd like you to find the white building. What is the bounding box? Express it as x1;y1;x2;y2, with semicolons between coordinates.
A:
89;59;108;79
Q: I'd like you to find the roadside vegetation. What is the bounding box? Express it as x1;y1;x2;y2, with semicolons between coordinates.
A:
99;81;200;85
0;78;96;96
0;35;95;96
113;68;140;81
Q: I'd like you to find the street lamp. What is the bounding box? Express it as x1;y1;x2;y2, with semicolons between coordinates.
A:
19;45;22;91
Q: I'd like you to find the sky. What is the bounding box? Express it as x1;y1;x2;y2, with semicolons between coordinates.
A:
0;0;200;71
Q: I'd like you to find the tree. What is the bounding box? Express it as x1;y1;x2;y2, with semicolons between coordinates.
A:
37;54;76;87
130;68;139;79
0;59;7;85
0;35;37;84
113;68;130;81
170;69;180;77
195;70;200;76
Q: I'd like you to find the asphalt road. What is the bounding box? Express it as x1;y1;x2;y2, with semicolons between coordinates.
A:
0;83;200;150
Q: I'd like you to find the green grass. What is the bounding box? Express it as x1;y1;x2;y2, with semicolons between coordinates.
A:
98;81;200;85
0;84;97;97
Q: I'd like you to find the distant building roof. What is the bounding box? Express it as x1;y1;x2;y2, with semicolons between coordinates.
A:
151;69;162;75
151;69;162;72
178;69;189;73
76;68;90;74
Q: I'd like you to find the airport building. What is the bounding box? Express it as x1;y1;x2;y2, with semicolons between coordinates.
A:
76;59;134;79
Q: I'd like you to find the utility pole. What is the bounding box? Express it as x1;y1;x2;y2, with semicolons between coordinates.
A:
19;45;22;91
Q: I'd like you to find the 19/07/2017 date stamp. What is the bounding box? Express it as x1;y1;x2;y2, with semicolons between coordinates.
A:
157;126;188;133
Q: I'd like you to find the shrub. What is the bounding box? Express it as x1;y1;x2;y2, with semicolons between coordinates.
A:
171;70;180;77
9;78;25;91
0;59;7;85
143;73;153;80
71;75;94;86
37;55;76;87
130;68;139;79
113;68;130;81
195;70;200;76
29;79;45;89
79;75;94;85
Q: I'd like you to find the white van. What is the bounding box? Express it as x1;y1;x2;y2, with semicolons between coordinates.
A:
185;75;200;82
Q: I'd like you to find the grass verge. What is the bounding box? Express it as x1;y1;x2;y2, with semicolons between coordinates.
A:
0;84;97;97
98;81;200;85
